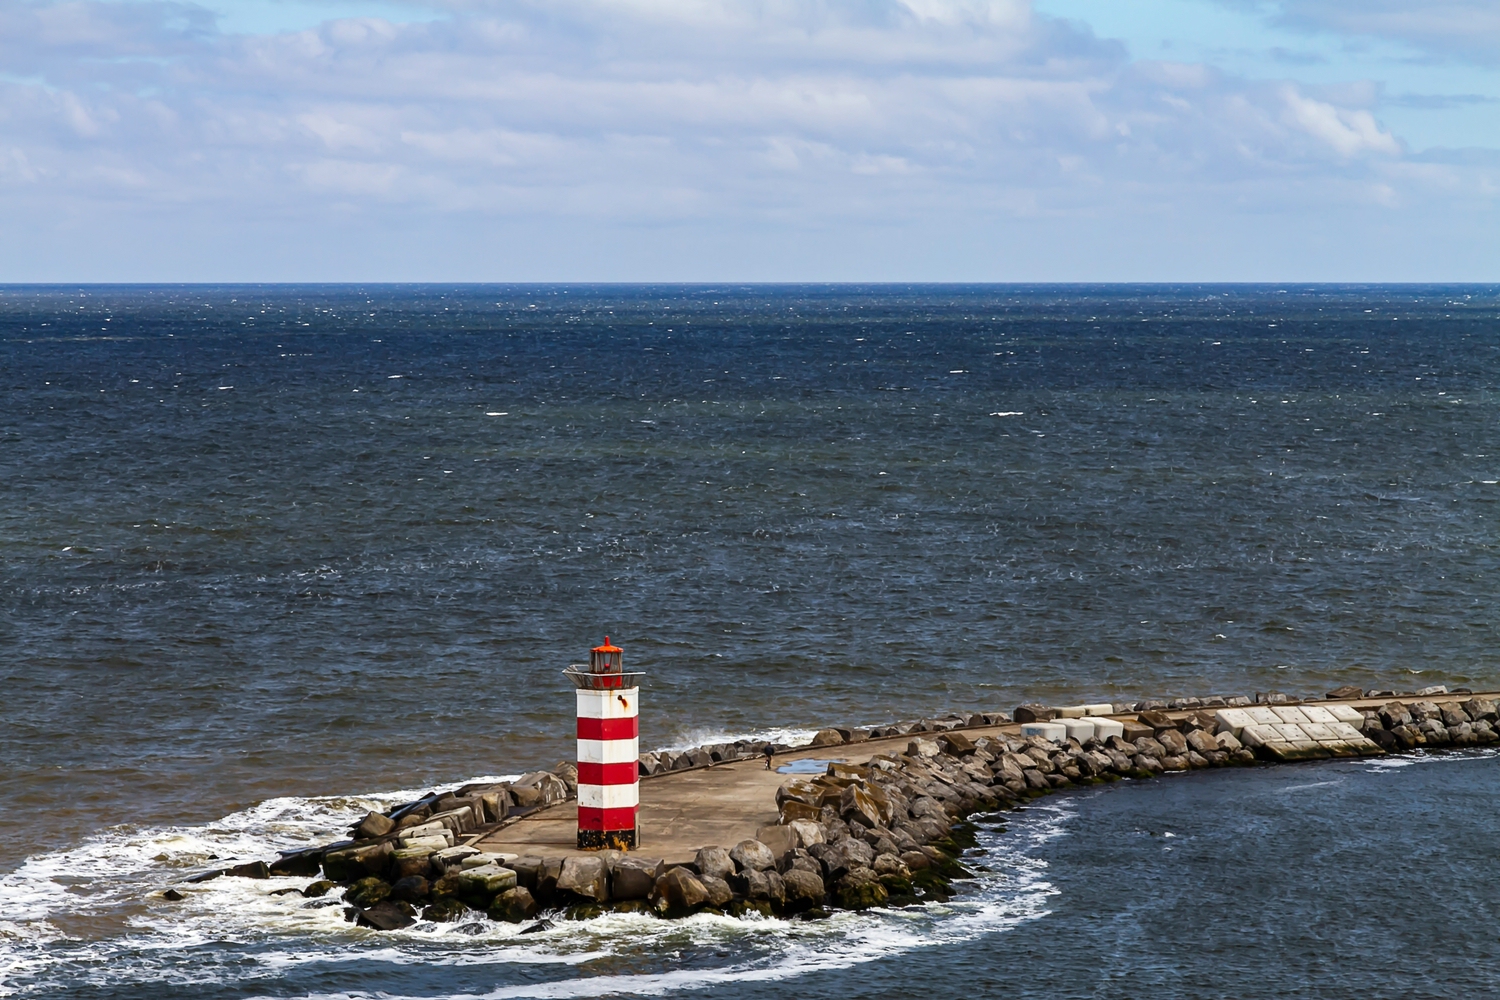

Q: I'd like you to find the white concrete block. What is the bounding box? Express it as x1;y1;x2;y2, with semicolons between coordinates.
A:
1271;706;1311;725
399;834;451;851
1301;722;1337;741
1329;721;1365;741
1301;705;1338;725
1215;709;1254;737
1271;722;1308;742
1019;722;1067;741
1057;706;1087;719
1239;724;1278;748
1328;704;1366;725
1083;703;1114;716
1060;719;1096;741
1245;706;1281;725
1082;717;1124;740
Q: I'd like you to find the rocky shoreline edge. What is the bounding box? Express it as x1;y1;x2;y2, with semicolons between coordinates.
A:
163;684;1500;932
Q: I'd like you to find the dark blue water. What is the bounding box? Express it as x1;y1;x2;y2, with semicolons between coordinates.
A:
2;284;1498;997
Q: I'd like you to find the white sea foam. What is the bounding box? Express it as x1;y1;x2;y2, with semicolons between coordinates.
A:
0;776;1069;998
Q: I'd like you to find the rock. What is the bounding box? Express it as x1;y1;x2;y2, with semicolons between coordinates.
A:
1137;710;1175;730
488;887;539;923
344;877;392;908
1379;701;1412;729
1415;685;1448;697
840;785;883;829
355;812;396;840
1441;704;1471;729
355;900;416;931
389;876;430;903
226;861;271;879
303;880;336;898
1215;731;1243;751
872;853;910;877
833;867;889;910
654;867;710;912
781;869;825;911
1185;730;1219;754
786;819;826;848
1133;736;1167;758
1410;701;1443;723
730;839;776;873
754;824;798;867
1326;685;1364;700
1161;754;1189;771
1013;704;1058;723
808;729;845;747
609;857;662;901
694;845;735;881
1133;754;1164;774
940;732;976;755
161;888;185;901
698;874;733;907
1186;750;1210;768
323;843;394;883
1156;730;1189;755
1463;698;1498;722
556;857;609;902
422;897;469;922
269;851;323;877
391;848;434;881
779;799;823;824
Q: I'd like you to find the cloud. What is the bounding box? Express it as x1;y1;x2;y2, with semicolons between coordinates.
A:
1251;1;1500;67
1279;86;1401;157
0;0;1493;278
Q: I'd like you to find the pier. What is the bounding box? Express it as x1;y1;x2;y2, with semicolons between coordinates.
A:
241;686;1500;930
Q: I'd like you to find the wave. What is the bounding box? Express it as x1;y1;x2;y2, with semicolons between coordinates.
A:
0;772;1068;998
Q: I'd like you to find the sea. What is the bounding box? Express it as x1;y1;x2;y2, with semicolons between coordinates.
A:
2;284;1498;998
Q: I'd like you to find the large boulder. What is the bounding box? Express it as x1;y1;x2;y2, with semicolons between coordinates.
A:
1156;730;1189;755
609;857;662;901
556;857;609;902
355;900;415;931
787;820;826;849
1013;704;1058;723
323;842;394;883
832;867;889;910
695;846;735;881
354;811;396;840
389;876;430;903
343;877;392;908
730;840;776;873
781;869;825;911
699;875;734;907
808;729;844;747
488;887;539;923
754;825;797;867
840;785;883;828
654;867;709;913
1185;730;1219;754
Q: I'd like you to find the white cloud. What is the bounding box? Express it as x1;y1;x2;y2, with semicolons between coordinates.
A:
1267;0;1500;67
1280;86;1402;157
0;0;1493;278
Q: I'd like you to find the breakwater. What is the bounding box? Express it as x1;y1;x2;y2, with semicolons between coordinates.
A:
168;685;1499;932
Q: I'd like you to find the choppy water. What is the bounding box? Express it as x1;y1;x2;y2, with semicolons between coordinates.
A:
3;284;1499;997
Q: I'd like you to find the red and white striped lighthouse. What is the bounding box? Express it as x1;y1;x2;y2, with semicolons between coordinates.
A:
564;638;641;850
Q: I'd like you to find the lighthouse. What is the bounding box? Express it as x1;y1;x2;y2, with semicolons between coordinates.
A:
564;638;642;850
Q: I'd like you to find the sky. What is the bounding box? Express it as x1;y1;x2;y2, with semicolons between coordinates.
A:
1;0;1497;281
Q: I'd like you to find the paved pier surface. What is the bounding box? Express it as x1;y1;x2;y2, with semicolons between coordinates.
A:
471;692;1498;865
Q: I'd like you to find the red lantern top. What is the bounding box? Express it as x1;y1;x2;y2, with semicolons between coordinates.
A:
589;637;622;675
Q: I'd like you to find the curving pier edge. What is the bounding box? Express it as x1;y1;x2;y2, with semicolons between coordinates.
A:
174;687;1500;930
